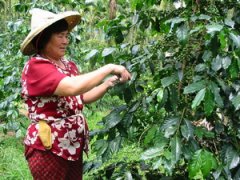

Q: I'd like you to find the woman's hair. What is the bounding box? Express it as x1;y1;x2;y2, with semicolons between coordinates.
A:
32;19;69;53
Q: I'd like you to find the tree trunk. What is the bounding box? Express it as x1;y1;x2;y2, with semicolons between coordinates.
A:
109;0;117;19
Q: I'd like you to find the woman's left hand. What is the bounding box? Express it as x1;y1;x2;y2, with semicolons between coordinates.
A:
104;75;120;89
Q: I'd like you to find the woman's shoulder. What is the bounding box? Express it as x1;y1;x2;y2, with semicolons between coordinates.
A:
28;56;54;65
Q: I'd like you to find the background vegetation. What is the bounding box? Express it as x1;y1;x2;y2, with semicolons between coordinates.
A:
0;0;240;179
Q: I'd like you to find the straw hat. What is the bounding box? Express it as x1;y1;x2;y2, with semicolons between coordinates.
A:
21;8;81;55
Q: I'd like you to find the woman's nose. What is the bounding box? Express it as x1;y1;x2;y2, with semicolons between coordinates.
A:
63;37;69;44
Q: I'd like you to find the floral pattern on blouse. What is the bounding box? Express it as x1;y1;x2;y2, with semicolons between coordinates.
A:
21;55;89;161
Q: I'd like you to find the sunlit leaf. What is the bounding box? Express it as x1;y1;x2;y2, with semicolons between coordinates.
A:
206;24;223;33
184;80;206;94
195;64;206;72
222;56;231;69
181;119;194;140
102;47;116;57
225;18;235;28
229;32;240;48
141;146;164;160
224;146;240;169
157;88;164;103
162;117;179;138
84;49;98;61
171;135;182;163
231;95;240;110
164;126;177;138
192;88;206;109
202;50;212;62
176;24;188;45
161;74;177;88
198;14;211;20
132;45;140;55
211;55;222;71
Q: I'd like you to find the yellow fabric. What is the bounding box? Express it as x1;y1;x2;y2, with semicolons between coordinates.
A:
38;120;52;149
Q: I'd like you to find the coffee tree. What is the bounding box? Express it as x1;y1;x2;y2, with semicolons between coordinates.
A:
0;0;239;179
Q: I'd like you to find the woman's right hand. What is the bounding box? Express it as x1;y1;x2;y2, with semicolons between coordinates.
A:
108;64;131;83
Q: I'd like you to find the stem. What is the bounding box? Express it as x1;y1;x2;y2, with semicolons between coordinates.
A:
138;125;151;147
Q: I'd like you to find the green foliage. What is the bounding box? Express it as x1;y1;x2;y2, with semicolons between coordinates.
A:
0;134;31;179
1;0;240;179
188;149;217;179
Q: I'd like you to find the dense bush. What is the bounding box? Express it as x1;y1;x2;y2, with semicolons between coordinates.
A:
0;0;240;179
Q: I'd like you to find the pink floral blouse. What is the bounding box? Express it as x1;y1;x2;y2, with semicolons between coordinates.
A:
21;55;89;161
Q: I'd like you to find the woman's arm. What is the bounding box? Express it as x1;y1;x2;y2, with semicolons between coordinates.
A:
82;75;119;104
54;64;130;96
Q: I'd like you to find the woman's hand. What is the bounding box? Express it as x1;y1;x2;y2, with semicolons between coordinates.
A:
108;64;131;83
104;75;120;89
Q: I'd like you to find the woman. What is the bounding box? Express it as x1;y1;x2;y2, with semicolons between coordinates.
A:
21;8;131;179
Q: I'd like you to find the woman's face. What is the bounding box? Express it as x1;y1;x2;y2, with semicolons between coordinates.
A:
44;30;69;60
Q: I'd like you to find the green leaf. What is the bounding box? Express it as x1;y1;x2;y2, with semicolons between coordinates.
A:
222;56;231;69
228;58;239;79
224;146;240;169
141;147;165;160
108;136;122;154
189;26;202;34
206;24;223;33
195;127;215;139
103;105;127;129
94;139;108;156
170;135;182;163
176;24;188;45
195;64;206;72
161;117;180;138
224;18;235;28
84;49;98;61
209;81;224;108
164;126;177;138
104;54;114;64
161;117;179;130
144;126;158;145
202;50;212;62
198;14;211;20
131;45;140;55
157;88;164;103
165;17;186;26
231;95;240;110
161;74;177;88
229;32;240;48
181;119;194;141
184;80;206;94
188;149;217;179
204;89;215;116
102;47;116;57
191;88;206;109
219;30;228;50
211;55;222;71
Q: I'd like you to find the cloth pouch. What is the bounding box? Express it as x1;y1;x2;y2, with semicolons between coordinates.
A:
38;120;52;149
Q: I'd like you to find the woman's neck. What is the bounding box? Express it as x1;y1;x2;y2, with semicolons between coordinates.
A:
40;53;65;69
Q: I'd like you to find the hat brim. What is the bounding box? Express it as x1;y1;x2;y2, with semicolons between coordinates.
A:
21;11;81;55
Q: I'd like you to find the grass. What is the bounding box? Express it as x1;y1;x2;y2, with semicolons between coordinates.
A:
0;110;107;180
0;133;32;180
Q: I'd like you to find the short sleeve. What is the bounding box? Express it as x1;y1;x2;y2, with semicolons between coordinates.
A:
26;59;67;96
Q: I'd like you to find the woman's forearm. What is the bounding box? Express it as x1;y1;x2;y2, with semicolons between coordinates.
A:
54;64;113;96
82;83;109;104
